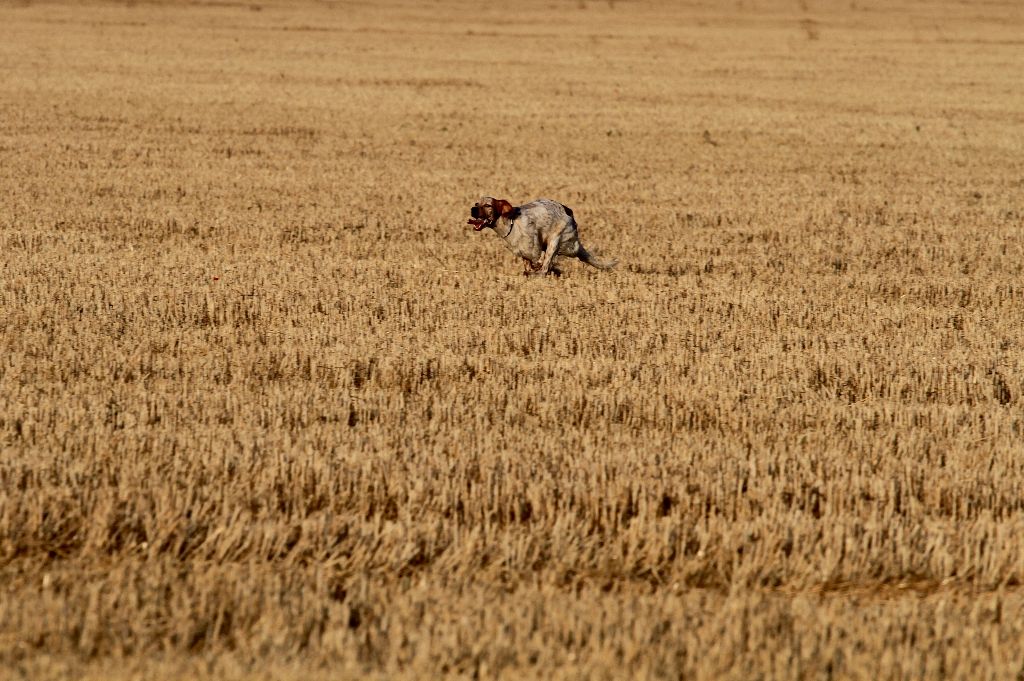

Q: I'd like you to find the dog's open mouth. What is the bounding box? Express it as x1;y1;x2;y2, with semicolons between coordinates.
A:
469;204;493;231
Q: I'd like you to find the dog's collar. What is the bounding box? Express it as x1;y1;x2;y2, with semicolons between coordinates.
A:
503;217;515;238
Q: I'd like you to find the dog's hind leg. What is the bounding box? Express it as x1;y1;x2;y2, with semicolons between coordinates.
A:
534;235;563;276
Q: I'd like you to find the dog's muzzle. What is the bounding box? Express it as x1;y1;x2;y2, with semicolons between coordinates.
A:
468;205;490;231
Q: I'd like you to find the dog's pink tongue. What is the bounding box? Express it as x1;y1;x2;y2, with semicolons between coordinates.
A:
468;218;486;231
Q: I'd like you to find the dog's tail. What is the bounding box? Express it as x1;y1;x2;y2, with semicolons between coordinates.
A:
578;245;619;270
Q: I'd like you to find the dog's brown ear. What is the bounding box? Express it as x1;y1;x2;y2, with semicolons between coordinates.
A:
493;199;514;217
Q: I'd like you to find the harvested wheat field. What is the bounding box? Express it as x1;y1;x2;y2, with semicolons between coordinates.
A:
2;0;1024;678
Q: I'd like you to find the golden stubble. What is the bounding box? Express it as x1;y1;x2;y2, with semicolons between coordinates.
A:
1;0;1023;678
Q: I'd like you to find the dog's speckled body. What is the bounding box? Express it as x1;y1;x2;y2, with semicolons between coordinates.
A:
469;197;618;275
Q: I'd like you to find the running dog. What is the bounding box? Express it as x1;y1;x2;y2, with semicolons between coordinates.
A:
468;197;618;275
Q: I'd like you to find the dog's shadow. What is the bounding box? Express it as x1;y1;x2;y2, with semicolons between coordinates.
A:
523;266;561;278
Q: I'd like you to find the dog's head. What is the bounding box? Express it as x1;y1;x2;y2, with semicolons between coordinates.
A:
469;197;514;231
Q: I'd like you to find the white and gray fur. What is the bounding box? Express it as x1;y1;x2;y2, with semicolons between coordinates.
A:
469;197;618;275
